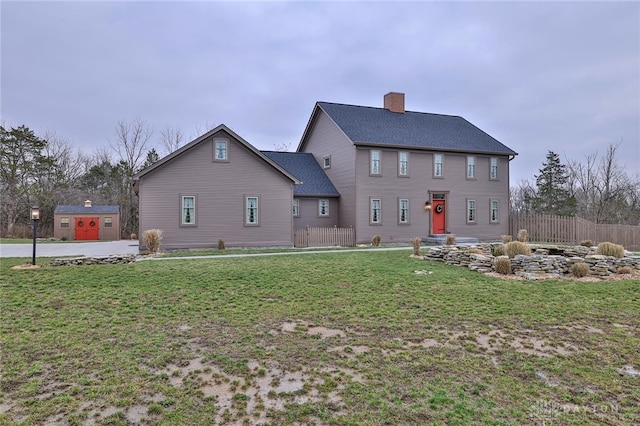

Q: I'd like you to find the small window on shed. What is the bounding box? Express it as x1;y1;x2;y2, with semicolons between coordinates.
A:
104;217;113;228
61;217;70;228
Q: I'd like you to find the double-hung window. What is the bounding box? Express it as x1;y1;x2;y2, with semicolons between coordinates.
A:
319;199;329;216
467;156;475;179
292;199;300;217
181;195;196;225
398;151;408;176
246;196;259;225
323;156;331;169
370;150;381;175
60;217;70;228
467;199;476;223
104;217;113;228
434;153;443;177
371;198;381;224
214;140;228;161
399;198;409;224
490;200;499;223
490;157;498;180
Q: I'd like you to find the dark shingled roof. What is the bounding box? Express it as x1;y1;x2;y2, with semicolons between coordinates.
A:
262;151;340;197
55;205;120;214
317;102;517;155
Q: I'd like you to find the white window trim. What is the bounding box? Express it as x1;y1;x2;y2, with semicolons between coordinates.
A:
467;156;476;179
104;217;113;228
319;199;330;217
398;198;409;224
245;196;259;226
490;157;499;180
490;199;499;223
213;139;228;162
370;150;381;176
370;198;382;225
398;151;409;177
466;199;476;224
433;153;443;178
181;195;197;226
292;199;300;217
323;155;331;169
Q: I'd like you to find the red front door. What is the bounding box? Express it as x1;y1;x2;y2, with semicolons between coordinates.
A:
432;200;446;234
75;217;100;240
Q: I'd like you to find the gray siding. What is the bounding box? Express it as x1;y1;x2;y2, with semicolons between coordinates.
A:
294;197;339;229
138;130;294;249
354;148;511;244
300;111;357;228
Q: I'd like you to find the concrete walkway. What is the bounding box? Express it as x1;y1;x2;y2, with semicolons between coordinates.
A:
0;240;140;258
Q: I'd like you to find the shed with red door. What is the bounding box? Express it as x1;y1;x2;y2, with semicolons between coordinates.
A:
53;200;120;241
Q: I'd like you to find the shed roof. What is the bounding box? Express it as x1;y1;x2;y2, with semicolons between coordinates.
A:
54;205;120;214
262;151;340;197
314;102;517;156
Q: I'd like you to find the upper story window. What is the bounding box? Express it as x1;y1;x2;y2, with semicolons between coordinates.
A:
319;199;329;216
434;153;443;177
104;217;113;228
323;156;331;169
467;156;476;179
246;196;259;225
60;217;70;228
371;198;381;224
467;199;476;223
399;198;409;224
292;199;300;217
370;150;381;175
214;140;228;161
490;200;499;223
398;151;408;176
490;157;498;180
181;195;196;225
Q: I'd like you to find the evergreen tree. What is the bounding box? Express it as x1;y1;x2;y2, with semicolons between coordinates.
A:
526;151;577;216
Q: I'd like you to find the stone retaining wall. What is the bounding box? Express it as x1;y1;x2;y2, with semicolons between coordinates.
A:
51;254;137;266
426;244;640;279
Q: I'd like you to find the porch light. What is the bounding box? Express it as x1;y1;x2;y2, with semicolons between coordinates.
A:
423;201;432;211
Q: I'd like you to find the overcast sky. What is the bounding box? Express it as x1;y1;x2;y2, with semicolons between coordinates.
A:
2;1;638;185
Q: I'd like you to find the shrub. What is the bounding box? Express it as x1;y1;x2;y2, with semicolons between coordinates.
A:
517;229;528;243
504;241;531;258
218;239;226;250
571;262;590;278
580;239;593;247
130;233;137;240
445;235;456;246
596;242;625;258
411;237;421;256
371;234;381;247
493;245;505;256
501;234;512;243
142;229;163;253
495;256;512;275
61;236;67;241
617;266;632;275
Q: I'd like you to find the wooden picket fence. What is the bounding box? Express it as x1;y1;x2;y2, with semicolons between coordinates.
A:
509;214;640;250
294;226;356;248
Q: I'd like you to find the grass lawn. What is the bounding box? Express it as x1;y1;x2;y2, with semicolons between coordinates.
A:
1;250;639;425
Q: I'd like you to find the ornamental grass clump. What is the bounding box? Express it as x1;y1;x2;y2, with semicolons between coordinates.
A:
501;234;512;243
504;241;531;258
142;229;163;253
371;234;381;247
571;262;590;278
495;256;512;275
517;229;528;243
617;266;632;275
580;239;593;247
445;235;456;246
218;239;226;250
411;237;421;256
493;245;505;256
596;242;625;258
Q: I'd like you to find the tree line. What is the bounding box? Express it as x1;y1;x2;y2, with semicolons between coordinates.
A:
511;143;640;225
0;119;188;238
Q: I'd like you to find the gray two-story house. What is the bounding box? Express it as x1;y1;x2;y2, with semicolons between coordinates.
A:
134;93;517;249
296;92;518;244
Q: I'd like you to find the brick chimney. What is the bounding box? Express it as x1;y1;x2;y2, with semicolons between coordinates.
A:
384;92;405;113
84;200;92;208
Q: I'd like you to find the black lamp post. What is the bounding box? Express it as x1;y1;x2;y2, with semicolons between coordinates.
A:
31;206;40;265
424;201;432;238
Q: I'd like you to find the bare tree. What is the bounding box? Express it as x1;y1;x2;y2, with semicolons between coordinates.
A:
510;179;536;214
273;141;293;152
159;126;185;156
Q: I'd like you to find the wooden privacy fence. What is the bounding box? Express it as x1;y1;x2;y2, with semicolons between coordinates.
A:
294;227;356;248
509;214;640;250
